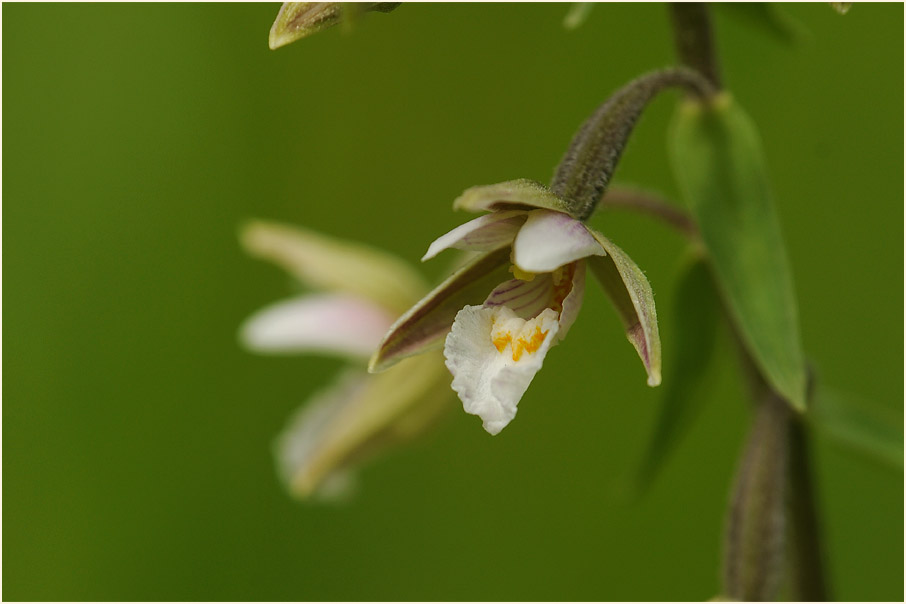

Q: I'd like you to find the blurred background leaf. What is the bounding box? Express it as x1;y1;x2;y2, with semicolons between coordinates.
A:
3;3;902;601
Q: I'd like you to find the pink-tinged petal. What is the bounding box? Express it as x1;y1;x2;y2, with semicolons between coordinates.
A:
556;260;586;341
484;273;556;320
240;220;428;314
369;247;512;372
240;293;394;360
453;179;576;216
512;210;605;273
444;306;560;435
587;230;661;386
276;351;451;499
422;211;527;261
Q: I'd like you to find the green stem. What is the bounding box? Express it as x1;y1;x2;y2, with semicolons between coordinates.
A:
596;187;698;238
667;3;723;92
787;417;830;601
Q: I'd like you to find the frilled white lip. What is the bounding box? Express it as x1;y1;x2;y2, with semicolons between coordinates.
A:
445;306;561;435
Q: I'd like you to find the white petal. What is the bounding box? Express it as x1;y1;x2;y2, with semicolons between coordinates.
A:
444;305;560;435
512;210;605;273
422;210;527;261
240;293;394;359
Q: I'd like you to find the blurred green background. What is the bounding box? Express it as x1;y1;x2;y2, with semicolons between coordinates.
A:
3;3;902;601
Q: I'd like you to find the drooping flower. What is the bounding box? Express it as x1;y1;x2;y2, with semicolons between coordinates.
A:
239;220;451;499
370;179;661;435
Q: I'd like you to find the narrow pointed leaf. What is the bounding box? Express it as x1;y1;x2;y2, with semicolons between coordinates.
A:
810;385;903;469
241;220;427;315
635;258;721;493
587;231;661;386
717;3;808;45
669;95;807;412
370;247;511;372
453;179;576;218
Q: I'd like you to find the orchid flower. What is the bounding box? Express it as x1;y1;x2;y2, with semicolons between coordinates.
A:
370;179;661;435
239;220;451;499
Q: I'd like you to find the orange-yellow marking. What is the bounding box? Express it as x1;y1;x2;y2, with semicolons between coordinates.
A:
492;326;548;362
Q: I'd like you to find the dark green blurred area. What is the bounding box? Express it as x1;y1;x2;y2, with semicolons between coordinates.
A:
3;3;902;600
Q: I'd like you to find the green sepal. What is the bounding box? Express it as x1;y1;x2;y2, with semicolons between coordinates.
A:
369;247;512;372
669;93;807;412
587;231;661;387
453;179;576;218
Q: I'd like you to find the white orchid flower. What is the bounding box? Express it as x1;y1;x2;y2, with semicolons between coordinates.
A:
239;220;451;499
370;179;661;435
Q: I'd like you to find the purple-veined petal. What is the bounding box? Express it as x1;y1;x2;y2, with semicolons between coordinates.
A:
422;211;527;261
444;305;560;435
587;230;661;386
240;293;395;360
512;210;605;273
241;220;428;314
369;247;512;372
556;260;586;341
276;351;451;498
484;273;556;320
453;179;575;216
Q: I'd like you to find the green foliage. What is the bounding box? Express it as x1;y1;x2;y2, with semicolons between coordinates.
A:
669;95;807;412
811;385;904;469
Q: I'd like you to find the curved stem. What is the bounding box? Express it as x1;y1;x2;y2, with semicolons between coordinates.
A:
596;187;698;238
551;67;715;221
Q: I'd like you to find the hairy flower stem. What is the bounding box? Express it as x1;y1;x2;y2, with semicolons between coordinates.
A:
787;414;830;601
668;3;722;93
666;3;828;599
724;378;790;601
551;68;715;221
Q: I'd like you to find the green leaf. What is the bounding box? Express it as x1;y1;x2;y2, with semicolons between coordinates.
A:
810;385;903;469
717;3;808;45
634;258;721;492
587;231;661;387
669;94;807;412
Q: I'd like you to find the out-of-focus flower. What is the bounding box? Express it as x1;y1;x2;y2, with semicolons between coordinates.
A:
269;2;401;50
370;179;661;435
240;220;451;499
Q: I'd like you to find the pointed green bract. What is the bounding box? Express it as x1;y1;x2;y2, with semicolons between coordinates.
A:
811;385;903;469
269;2;400;50
369;247;512;372
563;3;595;30
635;258;721;493
240;220;428;315
669;94;807;412
453;179;576;218
587;231;661;387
